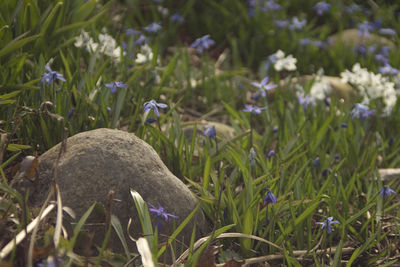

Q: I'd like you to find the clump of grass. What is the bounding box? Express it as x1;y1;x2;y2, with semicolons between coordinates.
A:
1;0;400;266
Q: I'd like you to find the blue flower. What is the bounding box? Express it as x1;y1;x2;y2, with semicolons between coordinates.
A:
375;53;389;65
190;35;215;54
357;21;373;36
68;108;75;119
251;77;277;97
313;157;320;167
379;28;396;36
298;94;314;110
345;4;362;14
267;149;275;158
379;185;396;198
265;0;281;11
143;22;162;33
203;125;216;139
316;217;340;234
289;17;307;31
133;34;149;46
274;19;289;28
124;28;141;37
170;13;184;23
263;190;277;205
379;64;399;76
300;38;313;46
351;102;375;119
105;81;128;94
148;203;178;222
341;123;348;128
41;65;66;85
242;104;266;114
143;99;168;117
313;2;331;16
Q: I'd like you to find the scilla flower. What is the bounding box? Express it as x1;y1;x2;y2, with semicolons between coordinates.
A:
203;125;216;139
379;185;396;198
190;35;215;54
105;81;128;94
251;77;277;97
263;190;277;205
41;65;66;85
316;217;340;234
143;100;168;117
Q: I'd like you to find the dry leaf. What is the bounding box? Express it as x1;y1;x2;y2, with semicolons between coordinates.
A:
223;258;245;267
196;246;219;267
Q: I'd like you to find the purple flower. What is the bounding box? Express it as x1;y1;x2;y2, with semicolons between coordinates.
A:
143;22;162;33
68;108;75;119
341;123;348;128
357;21;373;36
313;157;320;167
190;35;215;54
355;44;367;56
298;94;314;110
171;13;184;23
143;99;168;117
124;28;141;37
145;117;157;124
351;102;375;119
133;34;149;46
267;150;275;158
203;125;216;139
289;17;307;31
274;19;289;28
379;185;396;198
300;38;313;46
105;81;128;94
379;64;399;76
242;104;266;114
263;190;277;205
316;217;340;234
380;46;392;57
313;2;331;16
251;77;277;97
148;203;178;222
345;4;362;14
375;54;389;65
379;28;396;36
265;0;281;11
41;65;66;85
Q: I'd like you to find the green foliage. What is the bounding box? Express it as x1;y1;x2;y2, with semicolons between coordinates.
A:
1;0;400;266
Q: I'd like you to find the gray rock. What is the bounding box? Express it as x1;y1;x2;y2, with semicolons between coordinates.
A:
31;128;207;254
328;29;395;49
280;75;355;102
378;168;400;182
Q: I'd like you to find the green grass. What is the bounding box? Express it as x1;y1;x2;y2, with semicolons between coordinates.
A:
1;0;400;266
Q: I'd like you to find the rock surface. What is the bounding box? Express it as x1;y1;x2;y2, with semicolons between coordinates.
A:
378;168;400;182
31;128;207;253
328;29;395;49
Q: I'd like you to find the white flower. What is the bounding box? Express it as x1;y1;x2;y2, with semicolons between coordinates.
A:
73;30;123;63
74;30;90;48
135;44;153;64
271;50;297;72
310;69;331;100
340;63;398;115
